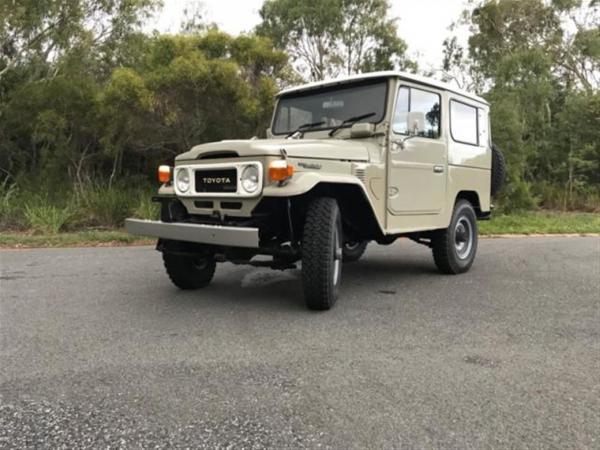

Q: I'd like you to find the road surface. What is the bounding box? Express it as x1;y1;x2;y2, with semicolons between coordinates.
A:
1;237;599;448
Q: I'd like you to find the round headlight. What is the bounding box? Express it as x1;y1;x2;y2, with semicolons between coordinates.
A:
176;168;190;193
241;165;260;193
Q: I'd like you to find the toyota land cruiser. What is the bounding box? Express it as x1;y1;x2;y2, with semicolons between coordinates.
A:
126;71;505;310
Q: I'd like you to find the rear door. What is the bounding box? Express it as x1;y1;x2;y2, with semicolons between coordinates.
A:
387;85;447;216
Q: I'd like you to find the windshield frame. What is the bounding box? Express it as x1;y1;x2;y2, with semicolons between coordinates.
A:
271;78;390;136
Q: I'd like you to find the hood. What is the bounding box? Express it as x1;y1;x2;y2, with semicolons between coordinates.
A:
176;138;370;162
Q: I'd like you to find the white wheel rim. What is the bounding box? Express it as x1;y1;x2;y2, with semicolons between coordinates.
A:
454;216;473;260
333;227;342;286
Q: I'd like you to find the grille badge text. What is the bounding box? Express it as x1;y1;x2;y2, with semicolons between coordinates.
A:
202;177;232;184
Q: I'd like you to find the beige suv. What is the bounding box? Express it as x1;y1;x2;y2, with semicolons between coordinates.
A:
126;71;505;310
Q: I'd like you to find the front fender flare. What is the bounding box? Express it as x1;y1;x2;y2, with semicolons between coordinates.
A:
262;172;366;197
263;172;385;234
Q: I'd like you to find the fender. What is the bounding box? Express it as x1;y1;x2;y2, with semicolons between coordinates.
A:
263;172;385;233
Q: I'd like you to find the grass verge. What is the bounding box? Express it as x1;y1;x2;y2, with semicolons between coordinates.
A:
479;211;600;235
0;230;153;249
1;212;598;249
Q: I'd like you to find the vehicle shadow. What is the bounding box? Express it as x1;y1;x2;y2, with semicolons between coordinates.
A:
148;248;441;313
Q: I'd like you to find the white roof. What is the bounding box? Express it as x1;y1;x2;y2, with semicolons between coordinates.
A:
276;71;489;105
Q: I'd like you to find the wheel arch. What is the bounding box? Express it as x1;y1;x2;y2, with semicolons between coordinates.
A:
455;190;484;218
291;181;384;241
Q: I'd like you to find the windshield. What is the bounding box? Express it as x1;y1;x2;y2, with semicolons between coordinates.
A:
272;79;388;135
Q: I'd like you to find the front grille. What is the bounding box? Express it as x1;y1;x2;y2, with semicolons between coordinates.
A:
194;200;213;209
221;201;242;210
195;168;237;193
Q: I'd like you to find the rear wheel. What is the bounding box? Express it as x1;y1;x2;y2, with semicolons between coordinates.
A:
163;251;216;289
301;197;343;310
342;241;368;262
432;200;478;274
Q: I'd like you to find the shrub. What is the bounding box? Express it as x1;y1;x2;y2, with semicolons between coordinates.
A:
495;178;538;213
0;183;24;229
23;202;74;234
133;194;160;220
80;185;136;227
535;182;600;212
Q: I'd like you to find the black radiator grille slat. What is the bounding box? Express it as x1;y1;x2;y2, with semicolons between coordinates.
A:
194;168;237;193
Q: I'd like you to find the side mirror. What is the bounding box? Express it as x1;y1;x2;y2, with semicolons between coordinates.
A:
350;122;375;138
407;111;425;136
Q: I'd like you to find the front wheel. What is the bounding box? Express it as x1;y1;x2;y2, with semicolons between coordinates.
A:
301;197;343;310
163;251;216;289
432;200;478;274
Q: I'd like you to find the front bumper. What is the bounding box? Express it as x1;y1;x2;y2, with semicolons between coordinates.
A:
125;219;259;248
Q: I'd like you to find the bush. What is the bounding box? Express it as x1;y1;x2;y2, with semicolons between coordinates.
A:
495;178;538;213
133;194;160;220
0;183;24;229
23;202;74;234
536;182;600;212
80;185;137;227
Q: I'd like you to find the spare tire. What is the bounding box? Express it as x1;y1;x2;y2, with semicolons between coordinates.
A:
491;143;506;197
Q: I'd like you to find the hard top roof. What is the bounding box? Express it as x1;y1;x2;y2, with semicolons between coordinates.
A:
276;71;489;105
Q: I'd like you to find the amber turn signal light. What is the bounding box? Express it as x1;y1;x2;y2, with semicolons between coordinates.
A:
269;160;294;182
158;165;172;184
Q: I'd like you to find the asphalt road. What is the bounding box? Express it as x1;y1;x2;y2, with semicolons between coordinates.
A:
1;237;599;449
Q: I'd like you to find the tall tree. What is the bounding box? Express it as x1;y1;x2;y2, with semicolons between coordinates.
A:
0;0;159;82
442;0;599;210
257;0;414;81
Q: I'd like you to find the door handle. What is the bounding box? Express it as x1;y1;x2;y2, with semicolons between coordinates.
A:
433;165;444;173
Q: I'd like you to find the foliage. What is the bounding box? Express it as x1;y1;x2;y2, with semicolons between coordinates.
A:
443;0;599;211
0;0;159;85
80;184;138;227
257;0;415;80
133;194;160;220
23;200;74;234
0;182;22;229
0;28;289;190
0;0;598;232
0;182;159;230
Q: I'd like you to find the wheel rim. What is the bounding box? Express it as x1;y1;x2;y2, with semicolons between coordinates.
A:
333;227;342;286
454;216;473;260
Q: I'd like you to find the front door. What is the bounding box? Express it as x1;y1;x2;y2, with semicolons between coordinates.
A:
387;85;447;216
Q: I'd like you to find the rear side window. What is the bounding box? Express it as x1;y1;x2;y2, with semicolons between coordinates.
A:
393;86;441;139
450;100;478;145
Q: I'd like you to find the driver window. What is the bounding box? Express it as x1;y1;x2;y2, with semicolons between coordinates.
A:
393;86;441;139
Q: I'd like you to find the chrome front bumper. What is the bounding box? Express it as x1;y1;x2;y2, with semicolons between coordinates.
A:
125;219;259;248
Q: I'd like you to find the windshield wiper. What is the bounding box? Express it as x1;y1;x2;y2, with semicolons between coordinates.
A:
328;112;376;137
286;121;325;138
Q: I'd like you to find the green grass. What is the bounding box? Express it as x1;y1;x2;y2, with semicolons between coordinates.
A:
0;230;152;248
480;211;600;235
23;203;75;234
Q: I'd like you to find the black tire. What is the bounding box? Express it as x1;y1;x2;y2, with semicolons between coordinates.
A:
432;200;478;275
343;241;368;262
163;252;216;289
301;197;343;310
491;143;506;197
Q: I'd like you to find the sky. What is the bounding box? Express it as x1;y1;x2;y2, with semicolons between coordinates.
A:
148;0;470;72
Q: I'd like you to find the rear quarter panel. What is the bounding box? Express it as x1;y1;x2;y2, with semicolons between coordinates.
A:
446;94;492;214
